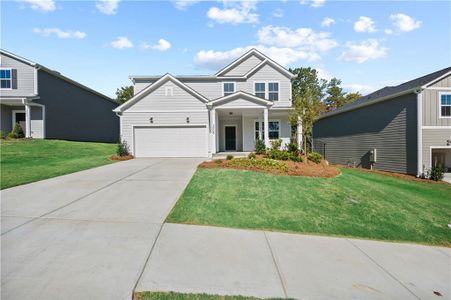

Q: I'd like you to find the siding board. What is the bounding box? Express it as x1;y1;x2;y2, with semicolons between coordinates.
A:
0;53;35;96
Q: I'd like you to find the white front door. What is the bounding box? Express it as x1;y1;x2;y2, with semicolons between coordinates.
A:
133;125;208;157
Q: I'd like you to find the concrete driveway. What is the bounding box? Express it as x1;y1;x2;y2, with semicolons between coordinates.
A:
1;158;203;300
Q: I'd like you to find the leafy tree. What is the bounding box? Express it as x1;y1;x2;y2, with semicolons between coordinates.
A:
325;78;346;110
289;67;326;155
115;86;134;104
344;92;362;104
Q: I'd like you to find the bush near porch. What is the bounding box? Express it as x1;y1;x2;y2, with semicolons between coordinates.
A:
0;139;116;189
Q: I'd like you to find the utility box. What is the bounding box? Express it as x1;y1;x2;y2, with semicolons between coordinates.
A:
369;148;377;163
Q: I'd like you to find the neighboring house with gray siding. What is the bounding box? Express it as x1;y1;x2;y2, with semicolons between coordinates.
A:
313;67;451;176
0;49;119;143
114;49;300;157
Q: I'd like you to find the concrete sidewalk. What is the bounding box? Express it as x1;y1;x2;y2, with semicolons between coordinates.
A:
1;158;204;300
136;223;450;300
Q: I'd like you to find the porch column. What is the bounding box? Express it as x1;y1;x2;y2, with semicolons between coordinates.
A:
263;107;269;148
297;116;303;148
210;108;216;154
25;103;31;138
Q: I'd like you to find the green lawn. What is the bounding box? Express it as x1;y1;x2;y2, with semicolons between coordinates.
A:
135;292;287;300
0;139;117;189
167;168;451;246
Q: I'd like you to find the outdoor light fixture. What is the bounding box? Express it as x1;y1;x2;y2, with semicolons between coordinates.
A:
149;117;153;123
186;117;190;123
229;112;233;115
447;139;451;146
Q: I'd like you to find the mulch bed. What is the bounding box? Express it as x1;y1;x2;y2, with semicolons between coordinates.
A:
110;155;134;161
200;157;341;178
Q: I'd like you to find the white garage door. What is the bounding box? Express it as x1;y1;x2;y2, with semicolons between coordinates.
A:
134;125;208;157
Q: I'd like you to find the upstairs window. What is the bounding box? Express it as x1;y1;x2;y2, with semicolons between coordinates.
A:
268;82;279;101
255;82;265;98
223;83;235;96
0;68;12;89
441;93;451;117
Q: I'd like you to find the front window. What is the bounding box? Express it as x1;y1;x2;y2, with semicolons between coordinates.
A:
269;121;280;139
254;120;279;140
440;93;451;117
0;68;12;89
268;82;279;101
255;82;265;98
223;83;235;96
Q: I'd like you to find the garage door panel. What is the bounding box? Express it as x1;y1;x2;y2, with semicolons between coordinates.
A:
134;126;207;157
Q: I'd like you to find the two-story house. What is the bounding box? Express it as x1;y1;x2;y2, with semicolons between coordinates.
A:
0;49;119;143
313;67;451;177
114;49;300;157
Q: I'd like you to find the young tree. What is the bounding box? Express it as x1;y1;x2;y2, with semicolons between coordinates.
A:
115;86;134;104
324;78;346;110
344;92;362;104
289;67;326;155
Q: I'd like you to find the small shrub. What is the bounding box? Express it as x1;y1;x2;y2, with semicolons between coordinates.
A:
226;154;234;160
270;139;282;150
116;140;130;157
0;130;5;139
214;159;222;164
286;142;299;154
289;153;303;162
428;165;445;181
248;152;256;159
255;139;266;154
267;149;290;161
308;152;323;164
228;158;288;172
8;123;25;139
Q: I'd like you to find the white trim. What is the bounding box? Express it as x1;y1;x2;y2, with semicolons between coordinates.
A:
0;67;13;90
114;74;209;112
244;59;295;79
222;82;235;96
421;70;451;89
122;110;207;113
252;81;280;102
207;91;273;107
215;49;264;76
164;86;173;96
424;87;451;91
438;92;451;118
429;146;451;169
224;125;237;151
31;102;46;138
34;67;38;95
11;109;25;129
416;92;423;177
131;124;209;157
422;126;451;129
254;118;280;142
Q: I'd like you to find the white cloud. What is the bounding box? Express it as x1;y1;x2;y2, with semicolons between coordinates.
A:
390;13;422;32
300;0;325;8
96;0;120;15
143;39;172;51
339;39;388;63
257;25;338;52
22;0;56;12
33;28;86;39
173;0;199;10
207;1;259;25
110;36;133;49
354;16;376;32
315;67;332;80
343;84;375;95
273;8;284;18
384;29;393;35
321;17;335;27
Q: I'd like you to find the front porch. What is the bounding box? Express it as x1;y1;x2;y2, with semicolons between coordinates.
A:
0;97;45;138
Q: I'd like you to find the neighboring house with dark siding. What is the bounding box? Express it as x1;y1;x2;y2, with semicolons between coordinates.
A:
313;67;451;176
0;49;119;143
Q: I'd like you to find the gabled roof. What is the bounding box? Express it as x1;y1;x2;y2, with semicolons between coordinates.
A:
114;73;209;112
0;49;115;103
206;91;274;107
319;66;451;119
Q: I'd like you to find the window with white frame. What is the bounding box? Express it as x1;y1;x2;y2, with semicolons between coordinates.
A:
0;68;12;89
223;83;235;96
440;93;451;117
255;82;265;98
268;82;279;101
254;120;280;140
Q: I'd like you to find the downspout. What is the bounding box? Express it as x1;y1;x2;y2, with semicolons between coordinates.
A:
414;88;423;177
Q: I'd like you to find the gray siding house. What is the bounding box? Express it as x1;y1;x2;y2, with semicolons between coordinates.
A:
313;67;451;176
0;49;119;143
114;49;301;157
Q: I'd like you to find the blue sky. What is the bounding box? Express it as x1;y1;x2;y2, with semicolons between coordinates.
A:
2;0;450;97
